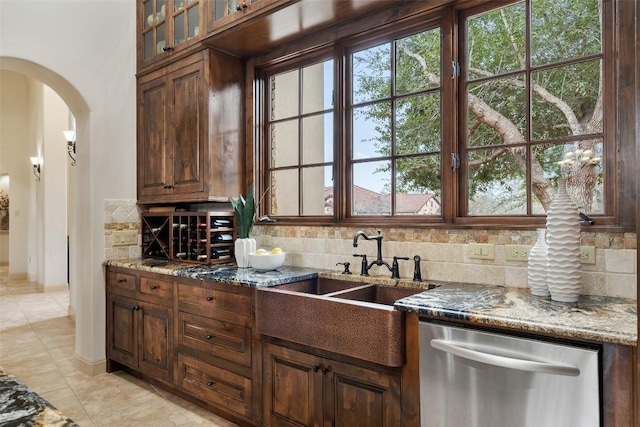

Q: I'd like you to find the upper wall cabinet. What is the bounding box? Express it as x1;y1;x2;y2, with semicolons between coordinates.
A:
138;0;204;70
137;49;245;204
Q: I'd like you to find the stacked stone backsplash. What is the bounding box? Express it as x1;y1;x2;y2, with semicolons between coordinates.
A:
104;199;141;261
253;225;637;300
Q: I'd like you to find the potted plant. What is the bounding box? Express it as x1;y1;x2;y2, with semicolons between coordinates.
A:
230;183;256;268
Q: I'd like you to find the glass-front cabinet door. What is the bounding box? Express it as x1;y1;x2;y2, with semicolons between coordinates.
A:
212;0;260;23
141;0;201;64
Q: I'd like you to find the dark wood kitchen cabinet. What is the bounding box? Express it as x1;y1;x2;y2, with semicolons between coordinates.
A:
136;49;244;204
138;0;205;71
175;278;262;425
262;341;402;427
106;268;175;385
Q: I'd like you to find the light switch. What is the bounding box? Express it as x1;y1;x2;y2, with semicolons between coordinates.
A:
113;230;138;246
469;243;495;260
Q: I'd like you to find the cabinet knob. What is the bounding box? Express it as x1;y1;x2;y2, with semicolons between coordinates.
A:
150;285;158;289
162;45;173;52
117;278;127;283
132;305;140;311
242;2;248;8
206;296;214;301
206;335;213;340
312;365;320;372
207;381;214;387
322;366;331;375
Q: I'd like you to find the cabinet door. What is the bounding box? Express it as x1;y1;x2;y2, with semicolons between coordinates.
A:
138;300;174;383
326;359;401;427
138;70;170;198
107;294;139;368
169;58;205;196
263;343;323;427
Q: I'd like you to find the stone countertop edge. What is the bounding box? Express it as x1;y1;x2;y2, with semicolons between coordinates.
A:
104;258;320;288
394;282;637;347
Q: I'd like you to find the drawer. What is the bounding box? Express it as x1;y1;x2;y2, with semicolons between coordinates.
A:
178;353;252;418
107;271;137;293
178;284;251;318
179;311;252;368
140;276;174;300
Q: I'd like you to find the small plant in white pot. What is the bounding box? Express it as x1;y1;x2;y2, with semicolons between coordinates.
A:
230;184;256;268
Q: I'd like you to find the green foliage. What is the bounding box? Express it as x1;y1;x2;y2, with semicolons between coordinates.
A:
352;0;603;212
230;183;255;238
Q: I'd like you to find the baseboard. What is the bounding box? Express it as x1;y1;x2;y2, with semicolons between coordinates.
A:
7;272;27;280
36;282;69;293
73;353;107;377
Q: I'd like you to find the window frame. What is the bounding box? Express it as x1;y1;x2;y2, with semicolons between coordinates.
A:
253;0;632;231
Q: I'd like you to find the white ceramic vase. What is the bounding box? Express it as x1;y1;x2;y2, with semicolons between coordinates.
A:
528;228;549;297
546;178;581;303
234;238;256;268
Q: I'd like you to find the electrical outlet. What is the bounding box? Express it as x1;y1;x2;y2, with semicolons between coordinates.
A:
505;245;530;262
580;246;596;264
113;230;138;246
469;243;495;260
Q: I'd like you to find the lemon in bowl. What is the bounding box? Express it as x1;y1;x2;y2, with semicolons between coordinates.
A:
249;248;286;271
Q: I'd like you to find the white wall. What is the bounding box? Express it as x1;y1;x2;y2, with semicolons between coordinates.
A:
0;71;31;275
0;0;137;371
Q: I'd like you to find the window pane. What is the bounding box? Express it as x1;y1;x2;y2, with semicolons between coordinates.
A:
467;75;526;147
188;4;199;38
302;113;332;165
271;120;298;168
353;161;391;215
531;0;601;67
395;155;441;215
271;169;299;216
156;23;166;54
532;141;604;214
303;60;333;114
353;102;391;160
467;148;526;215
396;28;440;95
174;12;185;45
467;2;525;79
396;93;440;155
532;59;602;140
302;166;331;215
352;44;391;104
271;70;299;120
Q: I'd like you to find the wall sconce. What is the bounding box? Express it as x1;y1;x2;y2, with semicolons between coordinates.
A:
63;130;76;166
30;157;41;181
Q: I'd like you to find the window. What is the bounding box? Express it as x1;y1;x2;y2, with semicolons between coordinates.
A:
462;0;606;217
257;0;620;227
348;28;442;217
264;58;334;217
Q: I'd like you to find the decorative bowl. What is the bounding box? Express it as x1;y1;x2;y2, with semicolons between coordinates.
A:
249;251;286;271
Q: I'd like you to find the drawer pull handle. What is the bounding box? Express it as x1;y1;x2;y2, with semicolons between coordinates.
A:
150;285;158;290
117;279;127;283
207;381;214;387
206;296;214;301
206;335;213;340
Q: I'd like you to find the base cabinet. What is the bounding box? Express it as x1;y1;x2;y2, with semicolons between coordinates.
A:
262;342;402;427
106;274;174;384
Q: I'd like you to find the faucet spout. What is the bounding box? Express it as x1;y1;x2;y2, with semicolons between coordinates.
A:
352;231;391;274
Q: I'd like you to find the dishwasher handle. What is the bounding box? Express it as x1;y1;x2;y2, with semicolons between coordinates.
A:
430;339;580;377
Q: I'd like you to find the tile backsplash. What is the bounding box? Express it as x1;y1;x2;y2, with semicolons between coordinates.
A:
104;199;141;261
253;225;637;300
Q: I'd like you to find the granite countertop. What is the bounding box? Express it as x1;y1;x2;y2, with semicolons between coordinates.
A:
395;282;638;347
105;259;637;346
105;258;320;288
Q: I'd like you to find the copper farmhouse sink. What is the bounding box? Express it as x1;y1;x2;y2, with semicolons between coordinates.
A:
256;277;422;367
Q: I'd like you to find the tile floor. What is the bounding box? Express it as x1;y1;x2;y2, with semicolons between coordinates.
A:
0;266;238;426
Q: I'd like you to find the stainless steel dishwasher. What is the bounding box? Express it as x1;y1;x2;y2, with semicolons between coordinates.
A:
419;321;601;427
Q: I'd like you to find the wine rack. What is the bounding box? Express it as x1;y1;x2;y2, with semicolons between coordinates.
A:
141;211;236;265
